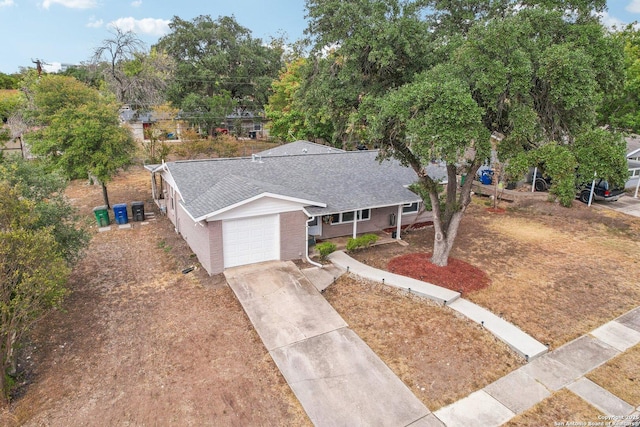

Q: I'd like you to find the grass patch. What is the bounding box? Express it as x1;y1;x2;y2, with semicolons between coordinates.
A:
586;343;640;407
504;389;603;426
323;275;522;411
157;239;172;253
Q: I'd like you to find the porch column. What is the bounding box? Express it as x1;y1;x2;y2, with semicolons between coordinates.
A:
396;205;402;240
352;211;358;238
151;172;157;200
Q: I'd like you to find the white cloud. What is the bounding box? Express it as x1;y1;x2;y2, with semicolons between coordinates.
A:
627;1;640;13
0;0;15;8
41;0;97;9
131;0;142;7
109;17;170;36
43;62;62;73
87;16;103;28
598;11;626;29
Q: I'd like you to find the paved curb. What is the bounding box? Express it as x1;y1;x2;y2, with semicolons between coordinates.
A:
328;251;460;305
328;251;547;360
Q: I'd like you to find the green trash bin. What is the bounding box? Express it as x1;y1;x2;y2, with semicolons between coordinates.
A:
93;205;110;227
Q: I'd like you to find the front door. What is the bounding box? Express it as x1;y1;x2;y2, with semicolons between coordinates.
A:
308;216;322;236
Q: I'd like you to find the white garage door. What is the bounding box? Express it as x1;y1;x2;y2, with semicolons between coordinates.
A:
223;214;280;268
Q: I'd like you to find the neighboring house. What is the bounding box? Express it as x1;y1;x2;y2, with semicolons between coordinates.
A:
222;108;267;139
120;105;267;141
627;135;640;189
146;140;434;275
119;105;181;142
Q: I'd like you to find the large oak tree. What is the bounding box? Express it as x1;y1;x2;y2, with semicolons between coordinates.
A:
25;75;135;207
301;0;627;266
155;15;283;137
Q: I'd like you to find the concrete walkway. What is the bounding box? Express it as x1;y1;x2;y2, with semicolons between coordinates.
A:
328;251;548;360
435;307;640;426
325;252;640;426
224;261;440;426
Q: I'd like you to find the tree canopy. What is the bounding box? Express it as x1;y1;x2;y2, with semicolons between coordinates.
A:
92;27;174;110
0;156;88;407
155;15;283;136
601;24;640;133
298;0;629;265
25;75;135;207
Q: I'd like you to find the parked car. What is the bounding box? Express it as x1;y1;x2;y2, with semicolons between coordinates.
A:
576;179;625;203
534;175;552;192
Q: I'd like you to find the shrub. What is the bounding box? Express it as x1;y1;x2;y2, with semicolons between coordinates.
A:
346;234;379;251
316;242;337;259
361;233;379;246
346;238;359;251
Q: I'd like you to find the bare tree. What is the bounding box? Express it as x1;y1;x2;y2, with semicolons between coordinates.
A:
92;26;173;110
92;26;145;103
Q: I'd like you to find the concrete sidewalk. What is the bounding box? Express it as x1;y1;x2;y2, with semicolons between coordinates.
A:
436;307;640;426
328;251;548;360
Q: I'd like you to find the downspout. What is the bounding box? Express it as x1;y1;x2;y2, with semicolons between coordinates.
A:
305;216;323;268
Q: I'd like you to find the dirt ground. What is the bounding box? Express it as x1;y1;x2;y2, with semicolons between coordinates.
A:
351;198;640;349
2;167;309;426
2;165;640;425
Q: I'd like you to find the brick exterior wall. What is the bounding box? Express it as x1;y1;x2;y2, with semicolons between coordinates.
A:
279;211;307;261
209;220;224;274
176;204;212;274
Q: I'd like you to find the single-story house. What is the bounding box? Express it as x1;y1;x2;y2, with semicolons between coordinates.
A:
146;140;434;275
119;105;181;142
627;135;640;189
222;108;268;139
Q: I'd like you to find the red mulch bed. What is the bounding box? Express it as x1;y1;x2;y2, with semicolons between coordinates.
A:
486;207;506;214
387;253;490;296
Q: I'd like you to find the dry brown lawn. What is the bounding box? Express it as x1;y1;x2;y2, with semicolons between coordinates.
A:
503;389;604;426
352;198;640;350
586;343;640;408
323;275;522;411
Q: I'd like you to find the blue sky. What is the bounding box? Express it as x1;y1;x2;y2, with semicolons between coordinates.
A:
0;0;638;74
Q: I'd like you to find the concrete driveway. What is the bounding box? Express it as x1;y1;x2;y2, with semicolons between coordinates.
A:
600;194;640;218
224;261;437;427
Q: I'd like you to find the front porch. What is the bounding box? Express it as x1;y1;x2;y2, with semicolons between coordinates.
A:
310;229;408;259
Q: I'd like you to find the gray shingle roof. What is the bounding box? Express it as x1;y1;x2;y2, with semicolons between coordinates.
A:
257;140;345;156
162;142;451;220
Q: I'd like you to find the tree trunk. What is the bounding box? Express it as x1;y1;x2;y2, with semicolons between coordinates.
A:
0;371;7;409
388;137;481;268
431;209;465;266
102;183;110;209
428;162;481;267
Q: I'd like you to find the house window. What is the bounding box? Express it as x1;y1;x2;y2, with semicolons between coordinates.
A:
402;202;420;214
342;211;355;222
330;209;371;224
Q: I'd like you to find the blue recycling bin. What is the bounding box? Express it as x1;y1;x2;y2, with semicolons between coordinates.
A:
480;169;494;185
113;203;129;224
